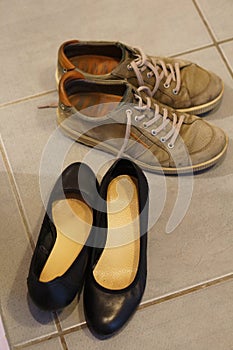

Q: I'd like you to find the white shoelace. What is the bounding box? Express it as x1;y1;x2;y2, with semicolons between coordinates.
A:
117;86;185;159
127;48;181;97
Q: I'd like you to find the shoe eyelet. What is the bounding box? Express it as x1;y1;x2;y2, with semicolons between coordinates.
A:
143;122;148;128
164;83;170;89
173;89;178;95
160;137;166;143
168;143;174;149
63;68;68;73
151;129;157;136
147;72;152;78
126;109;133;115
135;116;139;122
127;64;133;71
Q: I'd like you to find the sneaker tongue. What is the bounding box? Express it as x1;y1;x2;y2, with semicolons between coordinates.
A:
112;44;137;79
113;46;188;94
112;47;160;92
125;85;189;122
119;77;155;105
120;83;139;105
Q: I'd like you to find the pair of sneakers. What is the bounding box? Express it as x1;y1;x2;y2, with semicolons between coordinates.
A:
56;39;228;174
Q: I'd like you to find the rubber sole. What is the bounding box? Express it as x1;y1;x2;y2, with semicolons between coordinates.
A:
177;83;224;115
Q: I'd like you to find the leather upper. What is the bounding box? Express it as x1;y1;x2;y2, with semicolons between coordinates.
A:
84;158;149;338
57;40;223;114
27;162;99;311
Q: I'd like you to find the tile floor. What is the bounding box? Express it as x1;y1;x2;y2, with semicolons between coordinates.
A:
0;0;233;349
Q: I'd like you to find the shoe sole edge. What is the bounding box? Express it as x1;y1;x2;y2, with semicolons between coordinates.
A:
176;83;224;115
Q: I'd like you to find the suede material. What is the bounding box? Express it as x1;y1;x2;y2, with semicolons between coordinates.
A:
57;40;224;114
57;74;228;173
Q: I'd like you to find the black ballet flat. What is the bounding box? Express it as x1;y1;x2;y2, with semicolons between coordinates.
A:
84;158;149;339
27;162;99;311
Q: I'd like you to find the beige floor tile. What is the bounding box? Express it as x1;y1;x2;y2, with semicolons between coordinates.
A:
0;154;57;347
196;0;233;41
177;46;233;88
0;93;58;237
64;279;233;350
57;295;86;331
144;46;233;298
0;0;212;105
0;94;97;331
220;40;233;72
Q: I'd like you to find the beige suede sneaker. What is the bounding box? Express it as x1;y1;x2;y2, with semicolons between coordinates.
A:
57;40;224;115
57;71;228;174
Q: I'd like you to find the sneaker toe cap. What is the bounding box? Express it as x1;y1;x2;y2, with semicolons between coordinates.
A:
188;121;228;168
182;64;223;106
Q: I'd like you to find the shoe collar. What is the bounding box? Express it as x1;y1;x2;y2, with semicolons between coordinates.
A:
58;40;128;72
59;70;86;107
58;39;79;71
59;70;134;109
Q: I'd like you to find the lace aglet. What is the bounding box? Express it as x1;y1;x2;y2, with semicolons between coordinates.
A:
37;103;58;109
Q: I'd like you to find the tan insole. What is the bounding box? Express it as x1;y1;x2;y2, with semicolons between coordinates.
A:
93;175;140;290
69;92;122;117
70;55;120;75
39;198;93;283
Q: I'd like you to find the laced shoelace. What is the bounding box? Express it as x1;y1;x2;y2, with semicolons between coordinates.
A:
117;86;185;159
127;47;181;97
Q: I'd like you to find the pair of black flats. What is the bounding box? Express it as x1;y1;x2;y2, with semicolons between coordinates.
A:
27;158;149;339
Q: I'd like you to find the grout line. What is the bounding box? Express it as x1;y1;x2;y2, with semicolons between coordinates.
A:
0;89;56;109
0;143;62;350
59;337;69;350
14;272;233;348
192;0;233;79
170;43;215;58
53;313;69;350
57;272;233;335
14;323;87;349
57;322;87;337
0;136;35;251
217;46;233;79
13;333;59;349
218;37;233;45
192;0;218;42
139;272;233;310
